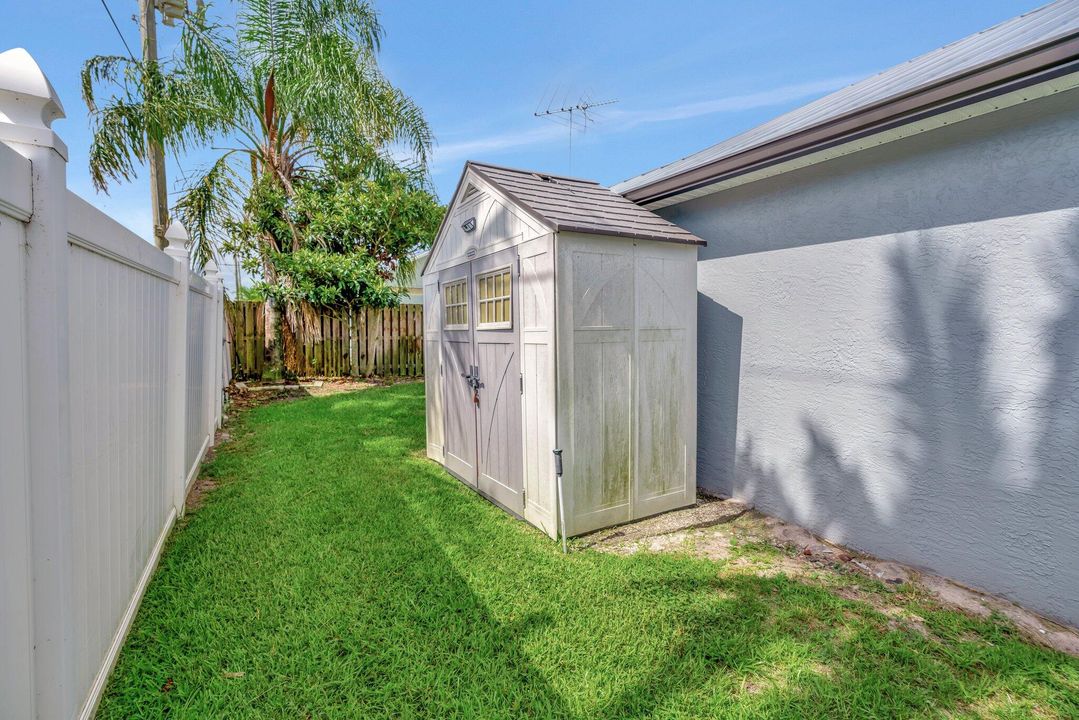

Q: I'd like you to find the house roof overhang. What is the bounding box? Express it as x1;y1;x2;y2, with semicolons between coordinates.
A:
618;25;1079;208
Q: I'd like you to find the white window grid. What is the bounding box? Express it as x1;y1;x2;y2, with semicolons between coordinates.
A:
476;267;512;329
443;278;468;329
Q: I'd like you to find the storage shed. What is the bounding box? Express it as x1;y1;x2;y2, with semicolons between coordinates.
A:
422;162;704;538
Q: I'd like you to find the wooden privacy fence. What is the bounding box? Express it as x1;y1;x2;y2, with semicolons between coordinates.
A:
227;301;424;378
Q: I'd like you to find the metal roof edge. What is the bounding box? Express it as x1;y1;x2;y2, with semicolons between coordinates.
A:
619;28;1079;205
556;223;706;246
638;59;1079;210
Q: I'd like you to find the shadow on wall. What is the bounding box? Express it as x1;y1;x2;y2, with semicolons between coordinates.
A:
733;224;1079;621
676;91;1079;622
696;293;742;495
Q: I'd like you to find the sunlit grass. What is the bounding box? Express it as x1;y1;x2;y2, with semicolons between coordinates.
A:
98;383;1079;719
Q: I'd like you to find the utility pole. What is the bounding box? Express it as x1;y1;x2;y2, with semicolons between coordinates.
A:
139;0;169;250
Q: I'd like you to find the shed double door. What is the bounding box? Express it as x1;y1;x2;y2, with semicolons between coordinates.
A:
438;246;523;511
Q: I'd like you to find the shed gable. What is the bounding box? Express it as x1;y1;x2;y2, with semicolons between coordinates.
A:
424;170;548;275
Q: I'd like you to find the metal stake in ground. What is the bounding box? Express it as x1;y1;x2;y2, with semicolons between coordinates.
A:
553;449;566;554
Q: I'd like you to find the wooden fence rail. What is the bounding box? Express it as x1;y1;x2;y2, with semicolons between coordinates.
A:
226;301;424;378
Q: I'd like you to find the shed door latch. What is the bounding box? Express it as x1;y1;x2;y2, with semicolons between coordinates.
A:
463;365;481;405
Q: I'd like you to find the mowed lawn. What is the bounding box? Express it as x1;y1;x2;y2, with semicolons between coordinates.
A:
99;383;1079;719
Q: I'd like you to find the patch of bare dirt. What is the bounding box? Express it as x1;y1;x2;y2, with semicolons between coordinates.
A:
729;552;812;579
185;477;218;512
581;494;750;554
227;376;407;411
184;426;232;511
582;495;1079;656
918;574;1079;656
833;585;931;637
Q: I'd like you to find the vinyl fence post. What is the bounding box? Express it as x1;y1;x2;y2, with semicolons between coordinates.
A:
214;267;225;425
164;222;191;517
0;48;77;719
0;150;35;720
204;260;223;435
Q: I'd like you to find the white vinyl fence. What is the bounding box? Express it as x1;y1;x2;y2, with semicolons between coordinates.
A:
0;49;226;720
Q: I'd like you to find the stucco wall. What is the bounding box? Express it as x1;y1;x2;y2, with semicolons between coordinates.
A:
659;87;1079;627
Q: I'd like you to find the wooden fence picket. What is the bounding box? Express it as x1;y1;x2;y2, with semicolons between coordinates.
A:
225;300;424;379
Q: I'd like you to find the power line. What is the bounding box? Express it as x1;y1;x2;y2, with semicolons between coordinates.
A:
99;0;136;59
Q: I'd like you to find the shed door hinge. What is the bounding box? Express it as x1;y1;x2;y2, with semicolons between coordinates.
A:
520;373;523;394
516;255;521;277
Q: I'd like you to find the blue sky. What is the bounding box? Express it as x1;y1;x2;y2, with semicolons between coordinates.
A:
0;1;1038;290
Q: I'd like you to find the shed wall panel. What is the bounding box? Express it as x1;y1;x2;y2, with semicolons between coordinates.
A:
635;246;697;516
557;233;697;536
519;234;557;535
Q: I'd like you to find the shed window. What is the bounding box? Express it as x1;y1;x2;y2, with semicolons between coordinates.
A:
477;268;512;328
443;279;468;329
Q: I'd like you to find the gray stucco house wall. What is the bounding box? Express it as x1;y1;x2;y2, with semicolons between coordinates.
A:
658;87;1079;627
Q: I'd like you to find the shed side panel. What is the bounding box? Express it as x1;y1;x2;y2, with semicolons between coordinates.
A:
635;244;698;516
557;234;636;535
519;234;557;537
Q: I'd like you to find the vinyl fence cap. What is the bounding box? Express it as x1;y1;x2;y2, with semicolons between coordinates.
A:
164;220;190;254
203;258;222;283
0;48;65;128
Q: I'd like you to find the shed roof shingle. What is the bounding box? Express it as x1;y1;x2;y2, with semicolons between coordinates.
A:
468;162;705;245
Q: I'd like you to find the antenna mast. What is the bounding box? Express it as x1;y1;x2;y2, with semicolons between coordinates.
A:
534;94;618;173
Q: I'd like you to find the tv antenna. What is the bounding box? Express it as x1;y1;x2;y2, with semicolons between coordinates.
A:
534;90;618;174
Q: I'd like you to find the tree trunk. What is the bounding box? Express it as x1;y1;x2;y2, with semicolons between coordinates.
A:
282;315;301;378
264;298;285;380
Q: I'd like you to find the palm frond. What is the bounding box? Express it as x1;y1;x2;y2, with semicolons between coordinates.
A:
83;50;237;191
179;1;250;117
80;55;132;113
82;0;435;267
174;152;244;267
87;100;148;191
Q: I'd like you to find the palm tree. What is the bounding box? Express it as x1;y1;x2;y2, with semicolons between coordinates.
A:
82;0;432;374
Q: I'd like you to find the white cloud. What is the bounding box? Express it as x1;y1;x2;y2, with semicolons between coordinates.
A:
432;124;564;168
606;74;865;128
431;74;865;167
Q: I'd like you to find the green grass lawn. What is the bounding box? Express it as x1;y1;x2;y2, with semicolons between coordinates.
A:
99;383;1079;719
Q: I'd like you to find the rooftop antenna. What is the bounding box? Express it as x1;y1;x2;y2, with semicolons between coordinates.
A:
534;90;618;174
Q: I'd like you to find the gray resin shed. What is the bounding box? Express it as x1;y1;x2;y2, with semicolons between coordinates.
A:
422;162;704;538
